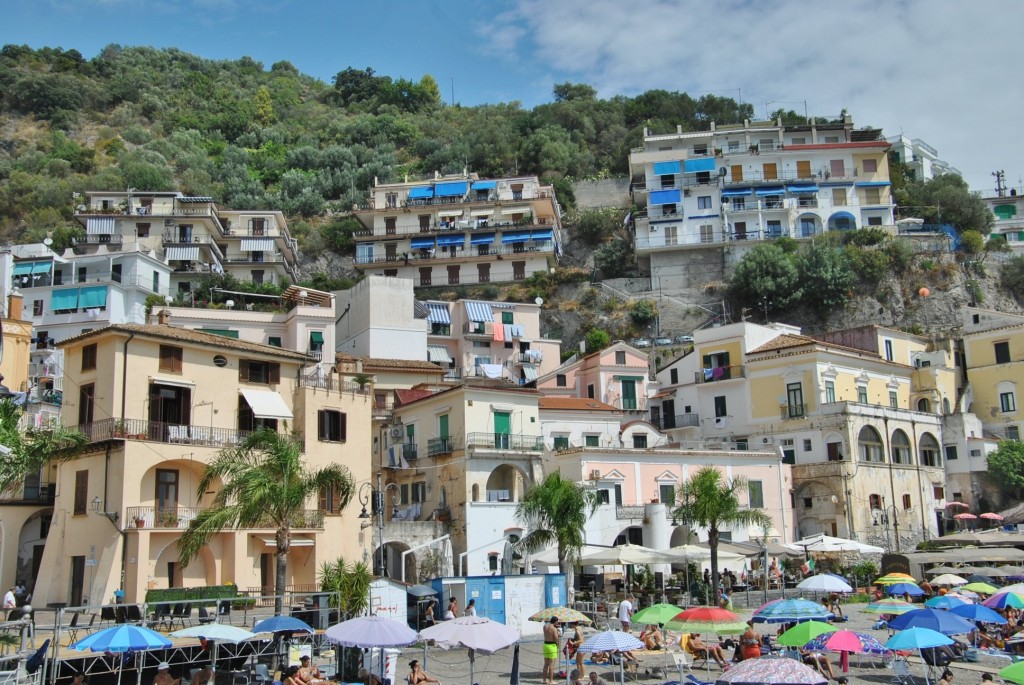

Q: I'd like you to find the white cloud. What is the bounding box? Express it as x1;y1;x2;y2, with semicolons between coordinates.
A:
495;0;1024;191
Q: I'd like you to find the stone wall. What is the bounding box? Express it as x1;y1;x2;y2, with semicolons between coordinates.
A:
572;179;631;210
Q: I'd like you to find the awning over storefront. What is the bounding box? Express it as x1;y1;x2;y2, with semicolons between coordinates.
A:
240;389;294;420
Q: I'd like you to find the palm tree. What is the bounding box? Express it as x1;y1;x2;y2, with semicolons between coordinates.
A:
672;465;772;606
0;399;87;492
515;472;600;600
178;428;355;617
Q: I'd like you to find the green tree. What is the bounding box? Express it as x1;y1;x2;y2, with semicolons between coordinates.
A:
418;74;442;107
797;239;854;314
672;466;772;605
318;556;372;618
729;243;801;315
178;429;355;620
553;83;598;102
896;175;994;235
574;209;623;246
1001;254;1024;295
593;237;634;277
515;473;601;600
584;329;611;353
988;440;1024;499
253;85;276;125
0;399;87;492
630;300;657;327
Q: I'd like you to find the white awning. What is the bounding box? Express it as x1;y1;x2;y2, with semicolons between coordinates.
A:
240;238;274;252
470;209;494;217
521;365;538;382
240;389;293;419
166;246;200;261
86;217;115;235
257;535;314;547
149;376;196;388
437;210;463;218
501;207;531;216
427;345;453;364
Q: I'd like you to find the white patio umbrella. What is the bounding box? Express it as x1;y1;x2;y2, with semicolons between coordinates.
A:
577;630;645;685
326;615;419;685
420;616;520;685
170;624;260;669
581;543;690;565
796;574;853;593
787;534;884;554
930;574;968;586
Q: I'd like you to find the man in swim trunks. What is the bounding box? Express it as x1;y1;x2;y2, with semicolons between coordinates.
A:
543;616;561;685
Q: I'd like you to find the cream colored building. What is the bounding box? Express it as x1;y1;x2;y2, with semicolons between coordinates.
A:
33;322;371;606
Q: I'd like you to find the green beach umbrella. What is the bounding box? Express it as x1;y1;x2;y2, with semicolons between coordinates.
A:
777;620;837;647
631;603;686;626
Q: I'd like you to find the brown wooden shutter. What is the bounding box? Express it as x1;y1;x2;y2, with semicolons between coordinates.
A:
238;359;249;381
269;363;280;384
339;412;347;441
796;160;811;178
74;470;88;515
730;165;743;182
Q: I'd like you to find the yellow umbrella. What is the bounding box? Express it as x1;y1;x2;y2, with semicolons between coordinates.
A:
962;582;999;594
875;573;916;585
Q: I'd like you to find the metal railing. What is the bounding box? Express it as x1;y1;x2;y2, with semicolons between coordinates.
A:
694;365;745;383
72;417;254;447
125;506;323;530
781;403;808;419
651;413;700;430
354;243;555;265
465;432;544;451
74;234;124;246
516;351;542;363
427;436;457;456
401;442;418;460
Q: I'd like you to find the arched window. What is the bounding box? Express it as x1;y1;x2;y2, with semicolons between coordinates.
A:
920;432;941;467
869;493;882;510
488;553;499;572
891;429;912;465
942;397;951;414
917;397;931;413
858;426;884;462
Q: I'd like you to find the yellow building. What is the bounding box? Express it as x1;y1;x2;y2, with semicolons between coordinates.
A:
962;321;1024;442
32;322;371;606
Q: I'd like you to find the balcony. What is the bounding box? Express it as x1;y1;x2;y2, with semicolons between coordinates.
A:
73;234;124;246
652;413;700;430
694;365;745;383
516;351;543;364
465;432;544;452
401;442;418;461
354;242;555;266
223;254;286;264
73;417;253;447
427;436;457;457
124;506;323;530
463;321;491;338
0;481;55;504
781;403;808;420
372;396;395;421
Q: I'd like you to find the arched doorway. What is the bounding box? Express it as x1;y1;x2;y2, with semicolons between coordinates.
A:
17;510;52;594
153;541;214;589
484;464;528;502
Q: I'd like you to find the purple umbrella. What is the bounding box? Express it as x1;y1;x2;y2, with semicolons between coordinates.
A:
714;656;827;685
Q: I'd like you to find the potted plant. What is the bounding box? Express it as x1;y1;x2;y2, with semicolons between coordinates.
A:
113;420;127;438
352;373;373;392
160;510;180;527
134;515;146;528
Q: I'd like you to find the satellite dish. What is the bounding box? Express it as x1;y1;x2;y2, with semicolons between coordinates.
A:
534;297;544;306
719;167;727;177
43;238;53;246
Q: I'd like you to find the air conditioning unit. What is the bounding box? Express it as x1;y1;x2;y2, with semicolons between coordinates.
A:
683;189;692;196
762;437;774;445
590;469;601;480
389;426;404;439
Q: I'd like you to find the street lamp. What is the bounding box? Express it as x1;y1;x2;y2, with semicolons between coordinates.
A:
358;477;399;577
871;497;900;552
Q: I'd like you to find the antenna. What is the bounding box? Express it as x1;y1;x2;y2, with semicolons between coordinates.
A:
993;170;1007;197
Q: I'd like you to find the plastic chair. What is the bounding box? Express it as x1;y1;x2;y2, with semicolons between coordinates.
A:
198;607;215;625
253;665;271;685
891;657;915;685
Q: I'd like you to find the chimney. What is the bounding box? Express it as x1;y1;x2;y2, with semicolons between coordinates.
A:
157;309;171;326
7;293;22;321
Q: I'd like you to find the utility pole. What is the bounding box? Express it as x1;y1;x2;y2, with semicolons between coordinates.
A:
993;170;1007;197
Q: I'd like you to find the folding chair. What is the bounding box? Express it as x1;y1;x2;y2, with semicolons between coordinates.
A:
891;657;915;685
65;613;81;642
253;664;272;685
672;651;694;681
198;607;215;625
679;635;708;671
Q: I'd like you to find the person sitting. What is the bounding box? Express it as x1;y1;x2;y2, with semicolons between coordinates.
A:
800;649;836;680
191;668;213;685
407;660;439;685
938;669;954;685
828;593;845;620
357;669;382;685
282;667;302;685
298;656;328;685
639;624;665;650
590;651;611;665
685;634;729;670
588;673;609;685
569;670;583;685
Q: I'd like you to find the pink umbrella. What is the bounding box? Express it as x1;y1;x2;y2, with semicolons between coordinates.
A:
947;502;970;509
954;513;977;520
980;513;1005;521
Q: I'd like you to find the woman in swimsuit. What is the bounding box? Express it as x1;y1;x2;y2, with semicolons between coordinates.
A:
408;661;439;685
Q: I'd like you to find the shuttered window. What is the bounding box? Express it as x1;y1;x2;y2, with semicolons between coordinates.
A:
159;345;183;373
796;160;811;178
239;360;280;384
318;410;346;442
81;344;97;372
762;163;778;180
730;165;743;182
74;470;88;515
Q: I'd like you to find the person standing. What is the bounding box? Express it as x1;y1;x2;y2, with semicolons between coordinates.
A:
570;622;586;677
2;588;14;610
543;617;561;685
618;594;634;633
445;597;458;620
464;599;477;616
740;621;761;661
423;600;435;627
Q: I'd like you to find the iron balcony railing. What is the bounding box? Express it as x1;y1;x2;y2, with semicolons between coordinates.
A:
125;506;323;530
354;243;554;265
694;365;745;383
401;442;418;460
781;403;808;419
651;413;700;430
427;436;457;456
465;432;544;451
72;417;254;447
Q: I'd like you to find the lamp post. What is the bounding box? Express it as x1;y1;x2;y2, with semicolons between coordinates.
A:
358;477;399;577
872;497;900;552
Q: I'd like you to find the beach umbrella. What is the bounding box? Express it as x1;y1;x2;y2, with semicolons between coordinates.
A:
803;630;890;672
171;624;260;671
752;599;832;624
776;621;835;647
577;630;645;685
885;627;954;684
929;574;967;586
924;596;967;610
253;616;314;634
796;575;853;593
925;567;961;576
946;591;978;602
983;568;1011;578
949;604;1007;624
980;513;1004;521
962;582;998;594
875;573;917;585
946;502;970;509
528;607;591;624
1003;583;1024;594
886;583;923;596
580;543;689;565
629;603;684;626
71;625;173;685
863;598;915;615
665;607;746;634
420;616;520;685
999;661;1024;685
998;566;1024;577
714;656;827;685
982;592;1024;610
325;615;418;685
888;608;976;635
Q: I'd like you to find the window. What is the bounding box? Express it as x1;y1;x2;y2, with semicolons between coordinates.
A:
74;470;88;515
889;391;899;408
78;383;95;424
782;449;795;464
1001;391;1017;413
556;374;567;387
81;343;97;371
863;158;878;173
786;382;804;417
698;196;712;210
137;222;150;238
918;397;931;412
891;430;912;464
385;217;397;234
803;497;813;509
730;165;743;182
864;188;882;205
829;160;845;177
1009;426;1021;441
803;439;812;452
743;480;763;509
319;485;346;514
553;436;569;451
596;490;610;504
512;261;526;280
614;484;623;506
945;445;958;461
318;410;347;442
868;216;883;226
419;214;430;231
239;360;280;384
832;188;847;206
934;486;945;500
615;351;626;365
700;224;714;242
587;384;595;399
501;311;514;325
488;554;499;572
766;220;782;238
632;434;648;449
825;381;835;404
430;322;450;336
857;386;868;404
869;494;882;510
902;494;912;510
268;336;282;347
412;482;426;503
668;368;680;385
159;345;183;373
858;426;884;462
659;484;675;505
32;300;43;316
884;340;894;361
714;395;727;418
763;163;778;180
584;434;599;447
995;341;1011;364
112;264;122;283
920;433;941;467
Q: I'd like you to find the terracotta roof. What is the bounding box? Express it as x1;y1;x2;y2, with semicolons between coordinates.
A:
57;324;314;361
395;389;437;405
538;397;620;412
747;334;819;354
361;358;445;373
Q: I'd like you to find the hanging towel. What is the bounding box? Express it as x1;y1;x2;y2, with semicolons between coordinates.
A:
481;363;504;379
712;366;725;380
493;321;505;342
703;368;714;380
484;321;494;335
504;324;514;339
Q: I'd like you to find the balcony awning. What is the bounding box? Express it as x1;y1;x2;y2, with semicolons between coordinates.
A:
501;231;531;244
653;161;681;176
32;262;52;275
437;209;463;217
501;206;531;216
435;181;468;197
427;345;453;364
470;233;495;245
166;246;200;261
79;286;108;309
521;365;538;382
410;236;435;249
309;331;324;344
149;376;196;389
688;214;718;220
721;188;751;197
856;181;891;187
531;229;554;241
649;189;681;205
788;184;819;193
13;262;47;276
613;375;645;382
408;186;434;199
464;301;493;323
470;208;494;216
240;388;293;420
684;158;717;173
471;180;497;190
426;303;450;324
436;234;465;247
830;211;856;222
86;217;115;235
755;187;785;196
51;288;80;311
257;535;314;547
240;238;274;252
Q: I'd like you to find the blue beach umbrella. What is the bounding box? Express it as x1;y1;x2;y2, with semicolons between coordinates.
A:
71;624;172;652
752;598;833;624
924;596;967;610
252;616;314;634
949;604;1007;624
888;608;976;635
886;583;924;596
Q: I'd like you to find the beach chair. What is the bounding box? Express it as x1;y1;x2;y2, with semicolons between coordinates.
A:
685;674;712;685
672;652;694;680
65;613;80;642
891;657;915;685
125;604;144;625
170;603;191;628
101;605;117;625
679;634;708;671
253;665;272;685
198;607;215;625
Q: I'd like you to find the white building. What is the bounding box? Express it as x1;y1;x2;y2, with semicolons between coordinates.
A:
886;134;961;181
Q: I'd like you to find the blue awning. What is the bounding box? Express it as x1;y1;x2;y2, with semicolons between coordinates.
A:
721;188;751;197
830;211;856;222
471;181;497;190
650;189;681;205
410;237;435;249
653;161;681;176
12;263;34;276
436;234;465;247
426;303;450;324
684;158;717;173
51;288;80;311
470;233;495;245
856;181;891;188
79;285;108;309
408;186;434;199
755;187;785;196
788;184;819;193
31;262;52;274
501;231;532;244
820;182;854;187
435;181;468;197
688;214;718;220
531;229;554;241
464;301;493;323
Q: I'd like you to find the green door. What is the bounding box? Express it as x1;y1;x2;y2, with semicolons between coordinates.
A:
621;381;637;410
438;414;449;437
494;411;511;448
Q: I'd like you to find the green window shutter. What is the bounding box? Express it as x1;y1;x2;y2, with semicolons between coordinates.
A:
501;311;513;325
702;354;712;368
721;351;730;367
494;411;511;435
439;414;449;438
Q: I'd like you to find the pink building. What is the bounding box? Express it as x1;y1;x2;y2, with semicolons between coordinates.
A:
537;341;652;418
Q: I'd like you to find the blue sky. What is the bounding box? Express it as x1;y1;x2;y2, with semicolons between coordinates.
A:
2;0;1022;193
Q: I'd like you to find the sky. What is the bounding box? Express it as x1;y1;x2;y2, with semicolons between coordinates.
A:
1;0;1018;194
